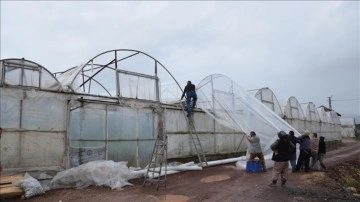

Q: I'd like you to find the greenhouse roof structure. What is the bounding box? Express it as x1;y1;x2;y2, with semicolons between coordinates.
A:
0;58;61;91
248;87;284;118
55;49;181;101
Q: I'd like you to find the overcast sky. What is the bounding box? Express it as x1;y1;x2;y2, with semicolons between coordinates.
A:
1;1;359;118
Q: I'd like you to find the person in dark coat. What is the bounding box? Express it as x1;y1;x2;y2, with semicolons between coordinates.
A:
269;131;295;186
294;130;311;172
288;130;297;171
318;136;327;170
181;81;197;117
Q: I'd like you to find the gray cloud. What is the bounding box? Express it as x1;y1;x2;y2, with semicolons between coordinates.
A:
1;1;359;117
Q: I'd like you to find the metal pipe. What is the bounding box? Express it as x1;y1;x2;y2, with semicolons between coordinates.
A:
79;59;115;88
65;99;71;169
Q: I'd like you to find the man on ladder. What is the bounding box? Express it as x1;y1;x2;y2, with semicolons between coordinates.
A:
181;81;197;117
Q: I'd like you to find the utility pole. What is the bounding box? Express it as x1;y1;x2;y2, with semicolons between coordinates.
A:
327;96;333;110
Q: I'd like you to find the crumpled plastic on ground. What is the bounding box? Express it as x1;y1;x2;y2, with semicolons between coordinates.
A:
50;160;132;190
13;173;45;198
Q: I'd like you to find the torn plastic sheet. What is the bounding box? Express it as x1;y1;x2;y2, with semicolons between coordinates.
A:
50;160;132;190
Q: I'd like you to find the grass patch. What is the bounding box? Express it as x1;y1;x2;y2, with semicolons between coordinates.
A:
344;177;360;189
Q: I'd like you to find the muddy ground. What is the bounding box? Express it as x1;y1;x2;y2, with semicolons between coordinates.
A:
3;138;360;202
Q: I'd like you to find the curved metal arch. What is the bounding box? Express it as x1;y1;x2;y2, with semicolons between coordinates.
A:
81;74;112;96
1;58;61;87
66;49;183;95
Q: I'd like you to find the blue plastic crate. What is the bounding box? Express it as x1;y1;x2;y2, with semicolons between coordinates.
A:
246;160;262;173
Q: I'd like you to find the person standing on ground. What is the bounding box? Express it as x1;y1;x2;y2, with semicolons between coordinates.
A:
310;133;320;170
180;81;197;117
269;131;295;186
294;130;311;172
318;136;327;170
288;130;297;171
245;131;267;172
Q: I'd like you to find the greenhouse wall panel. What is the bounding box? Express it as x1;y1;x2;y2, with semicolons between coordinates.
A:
215;133;237;154
191;112;214;133
138;140;156;167
164;110;188;133
19;132;65;167
1;131;21;168
1;131;65;168
69;101;157;168
194;133;215;155
21;92;67;131
215;120;239;133
107;141;137;166
167;134;192;158
0;88;21;128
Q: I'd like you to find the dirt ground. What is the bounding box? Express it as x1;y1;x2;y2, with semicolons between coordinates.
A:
3;138;360;202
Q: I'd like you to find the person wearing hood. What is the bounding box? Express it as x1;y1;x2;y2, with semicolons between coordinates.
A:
288;130;297;172
318;136;327;170
294;130;311;172
310;133;320;169
269;131;295;186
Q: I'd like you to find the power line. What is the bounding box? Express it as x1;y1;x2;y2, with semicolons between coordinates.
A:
332;99;360;102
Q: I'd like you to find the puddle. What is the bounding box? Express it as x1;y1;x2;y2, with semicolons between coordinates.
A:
200;175;230;183
158;195;190;202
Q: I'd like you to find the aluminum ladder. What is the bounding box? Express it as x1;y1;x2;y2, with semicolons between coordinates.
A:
181;103;208;167
143;128;167;189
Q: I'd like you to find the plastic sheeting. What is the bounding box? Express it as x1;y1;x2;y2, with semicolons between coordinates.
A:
196;74;301;156
56;64;84;92
13;173;45;198
50;160;132;190
1;59;61;91
118;70;157;101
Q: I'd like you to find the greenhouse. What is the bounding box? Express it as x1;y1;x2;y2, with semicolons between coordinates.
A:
248;87;284;118
326;110;342;140
283;96;306;133
317;107;333;139
0;50;247;172
0;49;344;172
340;118;356;138
301;102;321;135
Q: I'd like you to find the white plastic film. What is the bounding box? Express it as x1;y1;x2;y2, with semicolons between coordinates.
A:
196;74;301;155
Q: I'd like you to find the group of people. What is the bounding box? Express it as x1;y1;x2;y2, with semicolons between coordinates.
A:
246;130;327;187
291;130;327;173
